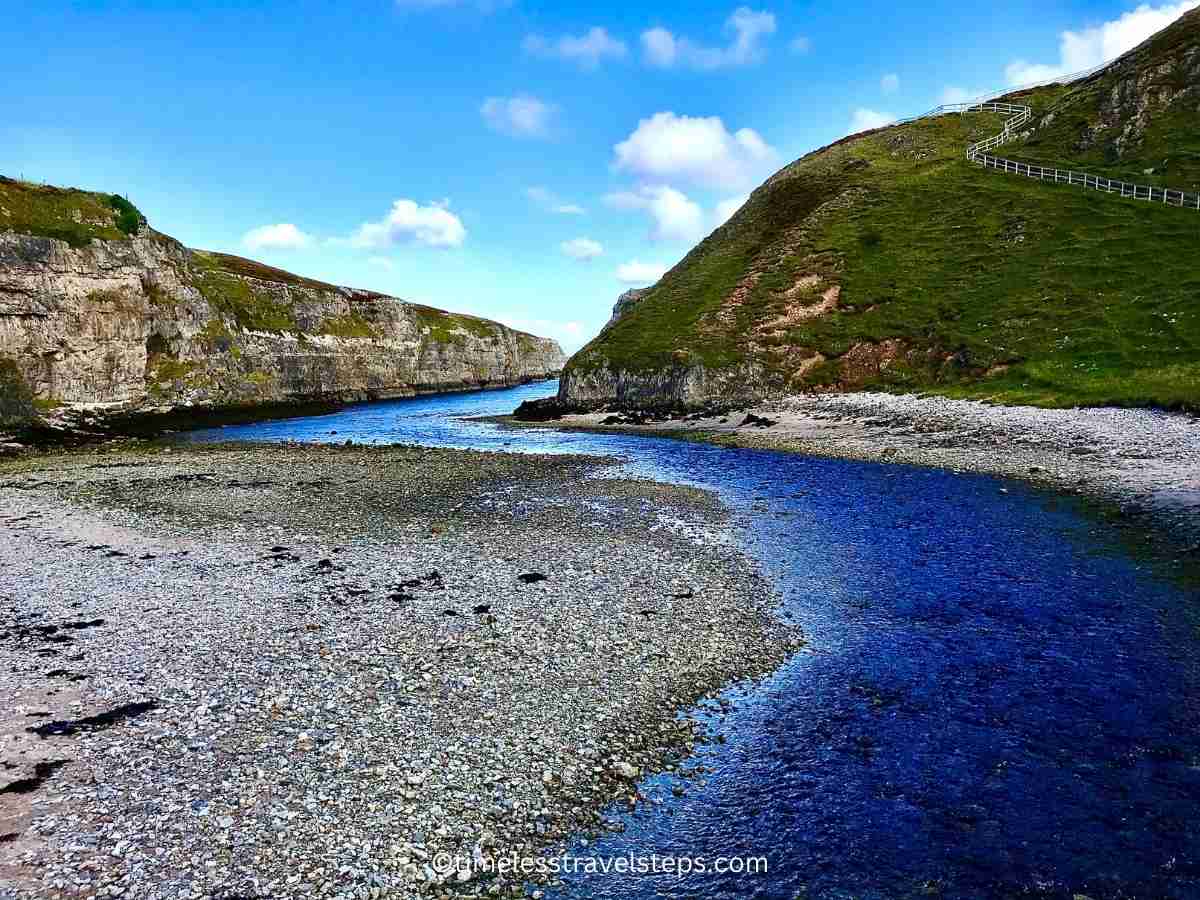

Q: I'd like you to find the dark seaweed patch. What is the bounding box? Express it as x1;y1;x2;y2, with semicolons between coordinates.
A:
27;701;158;737
0;760;68;795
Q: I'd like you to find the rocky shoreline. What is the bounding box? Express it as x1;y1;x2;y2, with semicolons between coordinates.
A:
509;391;1200;552
0;442;799;899
1;375;562;453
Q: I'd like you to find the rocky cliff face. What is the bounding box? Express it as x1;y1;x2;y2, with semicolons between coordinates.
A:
606;288;649;328
557;361;767;409
0;181;564;435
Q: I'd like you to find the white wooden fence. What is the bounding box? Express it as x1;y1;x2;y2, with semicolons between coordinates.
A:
900;99;1200;210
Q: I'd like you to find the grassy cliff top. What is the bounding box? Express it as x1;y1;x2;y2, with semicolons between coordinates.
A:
566;9;1200;411
0;177;143;248
0;178;552;347
194;251;542;343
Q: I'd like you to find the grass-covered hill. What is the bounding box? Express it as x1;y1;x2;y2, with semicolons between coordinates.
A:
563;8;1200;411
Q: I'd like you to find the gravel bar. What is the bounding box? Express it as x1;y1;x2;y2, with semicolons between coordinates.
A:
0;442;799;899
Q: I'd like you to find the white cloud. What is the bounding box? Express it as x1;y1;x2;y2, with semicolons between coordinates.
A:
351;199;466;249
526;186;585;215
481;95;556;138
616;260;669;285
940;85;975;104
560;237;604;260
849;108;895;133
714;194;749;226
522;27;628;69
604;185;706;243
789;35;812;54
603;191;646;210
881;72;900;94
641;27;678;66
242;223;312;251
613;111;777;189
640;7;776;70
725;7;776;62
1005;0;1199;85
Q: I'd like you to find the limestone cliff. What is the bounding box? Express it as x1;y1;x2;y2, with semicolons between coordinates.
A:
606;288;649;328
0;178;564;435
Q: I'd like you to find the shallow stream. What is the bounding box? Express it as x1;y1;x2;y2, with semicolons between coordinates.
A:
182;380;1200;899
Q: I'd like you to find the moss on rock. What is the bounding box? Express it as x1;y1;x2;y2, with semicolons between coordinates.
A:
190;251;300;334
0;358;36;426
318;312;377;339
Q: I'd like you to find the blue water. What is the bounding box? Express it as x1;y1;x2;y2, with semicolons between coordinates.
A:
182;381;1200;899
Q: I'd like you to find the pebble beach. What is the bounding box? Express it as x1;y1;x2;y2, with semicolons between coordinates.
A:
0;443;798;899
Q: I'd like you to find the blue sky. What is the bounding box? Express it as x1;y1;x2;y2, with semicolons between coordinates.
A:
3;0;1195;350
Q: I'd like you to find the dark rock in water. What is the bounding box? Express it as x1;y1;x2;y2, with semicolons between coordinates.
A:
672;587;695;599
388;592;416;603
473;603;491;614
513;397;569;422
27;701;158;737
518;572;548;584
0;760;69;795
441;608;458;616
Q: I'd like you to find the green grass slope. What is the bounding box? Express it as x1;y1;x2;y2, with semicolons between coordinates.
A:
566;8;1200;411
0;177;144;247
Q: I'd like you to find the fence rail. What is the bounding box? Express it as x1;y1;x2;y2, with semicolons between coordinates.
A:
904;100;1200;212
971;153;1200;208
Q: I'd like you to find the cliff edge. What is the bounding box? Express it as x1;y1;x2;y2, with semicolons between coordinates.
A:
0;178;564;438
